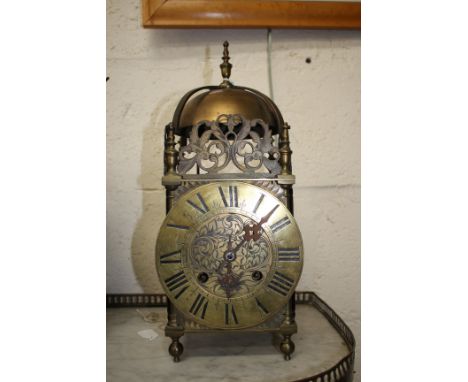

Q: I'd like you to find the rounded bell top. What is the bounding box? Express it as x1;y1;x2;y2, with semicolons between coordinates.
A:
172;41;284;137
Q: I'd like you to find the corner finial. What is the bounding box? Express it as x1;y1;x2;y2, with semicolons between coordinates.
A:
220;41;232;85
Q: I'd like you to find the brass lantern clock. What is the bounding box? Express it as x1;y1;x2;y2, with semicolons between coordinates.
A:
156;42;303;362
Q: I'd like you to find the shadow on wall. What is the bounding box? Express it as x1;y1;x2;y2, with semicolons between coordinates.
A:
130;93;176;293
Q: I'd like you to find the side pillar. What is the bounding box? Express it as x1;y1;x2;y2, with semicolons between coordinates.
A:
278;122;297;360
162;123;184;362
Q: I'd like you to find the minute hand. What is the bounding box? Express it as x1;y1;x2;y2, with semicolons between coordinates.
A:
258;204;279;226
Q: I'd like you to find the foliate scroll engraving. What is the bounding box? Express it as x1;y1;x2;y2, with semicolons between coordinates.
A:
188;214;272;299
178;114;280;175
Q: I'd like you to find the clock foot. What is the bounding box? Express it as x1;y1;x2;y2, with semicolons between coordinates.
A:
168;337;184;362
280;334;295;361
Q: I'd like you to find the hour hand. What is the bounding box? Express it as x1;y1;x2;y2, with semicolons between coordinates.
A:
227;234;233;250
244;204;279;241
243;223;259;241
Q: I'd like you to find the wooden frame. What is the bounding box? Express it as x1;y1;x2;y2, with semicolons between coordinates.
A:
142;0;360;30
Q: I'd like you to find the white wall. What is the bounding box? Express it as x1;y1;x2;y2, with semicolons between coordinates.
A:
107;0;360;379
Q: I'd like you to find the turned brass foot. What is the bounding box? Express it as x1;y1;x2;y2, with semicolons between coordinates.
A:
168;337;184;362
280;334;295;361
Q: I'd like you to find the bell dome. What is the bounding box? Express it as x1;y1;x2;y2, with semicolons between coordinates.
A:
172;41;284;137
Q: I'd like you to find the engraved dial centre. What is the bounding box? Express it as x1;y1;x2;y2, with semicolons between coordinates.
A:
186;211;274;300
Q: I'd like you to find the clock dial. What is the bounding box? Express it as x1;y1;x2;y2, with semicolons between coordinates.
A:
156;181;303;329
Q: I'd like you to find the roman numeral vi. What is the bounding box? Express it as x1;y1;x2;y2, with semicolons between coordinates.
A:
224;303;239;325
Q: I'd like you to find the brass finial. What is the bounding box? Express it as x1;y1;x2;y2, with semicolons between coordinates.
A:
220;41;232;86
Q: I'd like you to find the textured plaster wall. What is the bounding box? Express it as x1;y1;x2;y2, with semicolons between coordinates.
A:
107;0;360;379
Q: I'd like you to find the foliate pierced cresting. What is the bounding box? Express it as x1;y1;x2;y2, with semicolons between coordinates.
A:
178;114;281;175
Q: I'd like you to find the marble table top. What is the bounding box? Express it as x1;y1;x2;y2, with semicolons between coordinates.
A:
107;305;349;382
